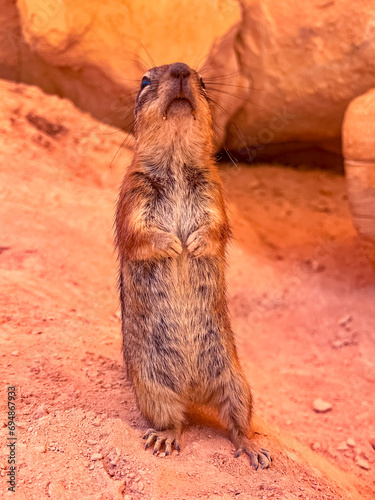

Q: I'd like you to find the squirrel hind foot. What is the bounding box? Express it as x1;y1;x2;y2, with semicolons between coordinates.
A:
143;427;181;456
235;441;271;470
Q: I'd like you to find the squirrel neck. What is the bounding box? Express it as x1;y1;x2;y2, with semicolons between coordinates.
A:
136;133;214;177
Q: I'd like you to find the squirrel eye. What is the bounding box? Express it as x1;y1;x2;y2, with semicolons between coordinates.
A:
140;77;151;90
200;77;206;90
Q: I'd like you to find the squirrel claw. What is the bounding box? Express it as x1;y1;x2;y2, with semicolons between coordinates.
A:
142;428;181;456
235;444;271;470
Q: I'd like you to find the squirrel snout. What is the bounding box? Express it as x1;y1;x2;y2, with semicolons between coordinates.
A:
169;62;191;80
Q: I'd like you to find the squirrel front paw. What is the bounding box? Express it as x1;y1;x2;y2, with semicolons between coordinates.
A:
152;231;182;258
187;229;212;257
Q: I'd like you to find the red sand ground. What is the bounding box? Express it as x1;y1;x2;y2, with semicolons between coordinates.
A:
0;81;374;499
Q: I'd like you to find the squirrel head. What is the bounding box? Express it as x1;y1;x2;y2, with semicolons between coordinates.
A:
134;63;214;165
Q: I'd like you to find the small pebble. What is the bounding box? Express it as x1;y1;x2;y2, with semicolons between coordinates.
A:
311;442;321;451
369;437;375;451
34;405;47;419
338;314;352;327
356;458;370;470
11;351;18;356
87;439;98;445
91;453;103;461
331;339;345;349
337;442;348;451
346;438;356;448
313;398;332;413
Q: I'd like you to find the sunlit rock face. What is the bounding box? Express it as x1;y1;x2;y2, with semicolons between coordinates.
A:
1;0;375;156
343;89;375;268
221;0;375;154
0;1;25;81
0;0;239;129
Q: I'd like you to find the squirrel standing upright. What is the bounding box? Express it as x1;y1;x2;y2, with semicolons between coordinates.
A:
115;62;270;469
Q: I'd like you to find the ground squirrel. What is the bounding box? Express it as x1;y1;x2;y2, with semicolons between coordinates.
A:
115;62;270;469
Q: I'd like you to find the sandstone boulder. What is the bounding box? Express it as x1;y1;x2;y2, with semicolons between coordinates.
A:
1;0;375;160
220;0;375;156
0;0;239;130
342;89;375;267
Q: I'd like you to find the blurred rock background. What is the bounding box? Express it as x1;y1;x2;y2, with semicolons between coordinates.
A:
1;0;375;160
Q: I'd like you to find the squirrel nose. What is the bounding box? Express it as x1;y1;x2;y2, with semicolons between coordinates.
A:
169;62;191;80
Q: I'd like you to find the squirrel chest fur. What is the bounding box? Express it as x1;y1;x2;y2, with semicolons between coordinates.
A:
115;62;270;469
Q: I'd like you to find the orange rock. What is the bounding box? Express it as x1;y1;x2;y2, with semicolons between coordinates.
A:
342;89;375;268
202;24;248;149
223;0;375;153
0;0;239;129
313;398;332;413
2;0;375;161
343;89;375;161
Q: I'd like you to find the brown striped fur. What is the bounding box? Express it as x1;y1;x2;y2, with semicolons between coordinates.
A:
115;63;270;469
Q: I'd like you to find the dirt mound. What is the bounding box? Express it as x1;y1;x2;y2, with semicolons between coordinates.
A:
0;80;374;499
